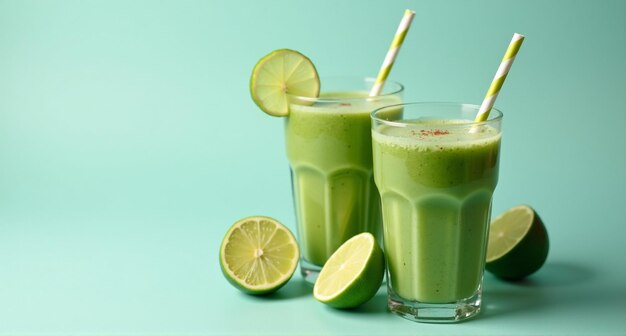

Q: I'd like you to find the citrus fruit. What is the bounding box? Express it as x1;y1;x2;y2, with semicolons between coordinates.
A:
250;49;320;117
219;216;299;295
486;205;549;280
313;232;385;309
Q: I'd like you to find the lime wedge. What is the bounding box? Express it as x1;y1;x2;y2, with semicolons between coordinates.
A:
219;216;299;295
486;205;549;280
250;49;320;117
313;232;384;309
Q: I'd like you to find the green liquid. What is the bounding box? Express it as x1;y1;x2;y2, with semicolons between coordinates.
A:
285;91;402;266
372;121;500;303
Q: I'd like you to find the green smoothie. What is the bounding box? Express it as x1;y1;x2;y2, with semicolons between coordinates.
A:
285;91;402;269
372;120;501;303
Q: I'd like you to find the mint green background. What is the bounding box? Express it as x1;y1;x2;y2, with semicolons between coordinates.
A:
1;0;625;334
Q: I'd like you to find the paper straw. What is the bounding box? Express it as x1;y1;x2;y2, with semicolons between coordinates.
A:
475;33;525;122
369;9;415;97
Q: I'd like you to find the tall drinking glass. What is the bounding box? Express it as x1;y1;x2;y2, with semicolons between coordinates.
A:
371;102;502;322
285;77;403;284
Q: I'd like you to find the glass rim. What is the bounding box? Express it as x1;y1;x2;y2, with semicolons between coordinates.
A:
371;101;503;128
287;76;404;103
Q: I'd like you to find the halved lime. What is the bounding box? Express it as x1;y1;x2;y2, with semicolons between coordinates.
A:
219;216;299;295
486;205;549;280
313;232;385;309
250;49;320;117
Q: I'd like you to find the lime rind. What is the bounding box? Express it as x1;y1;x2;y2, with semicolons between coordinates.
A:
250;49;320;117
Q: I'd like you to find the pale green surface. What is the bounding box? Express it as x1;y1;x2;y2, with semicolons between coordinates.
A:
0;0;625;334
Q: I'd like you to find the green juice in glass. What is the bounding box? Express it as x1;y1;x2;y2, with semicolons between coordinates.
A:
371;103;502;322
285;81;402;283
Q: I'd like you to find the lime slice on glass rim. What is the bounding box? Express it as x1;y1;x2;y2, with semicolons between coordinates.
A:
250;49;320;117
219;216;299;295
486;205;550;280
313;232;385;309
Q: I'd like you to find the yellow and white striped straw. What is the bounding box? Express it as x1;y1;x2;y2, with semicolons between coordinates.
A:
369;9;415;97
475;33;525;122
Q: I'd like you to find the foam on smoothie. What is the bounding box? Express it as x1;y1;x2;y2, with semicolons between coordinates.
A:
372;119;501;147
